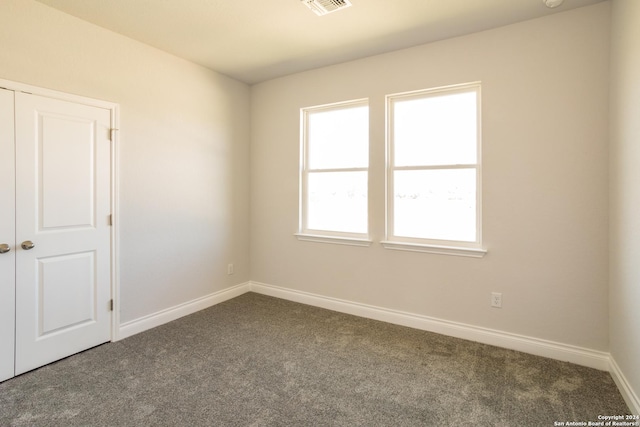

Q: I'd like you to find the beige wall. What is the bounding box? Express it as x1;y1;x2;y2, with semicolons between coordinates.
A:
609;0;640;413
251;3;611;351
0;0;251;323
0;0;636;411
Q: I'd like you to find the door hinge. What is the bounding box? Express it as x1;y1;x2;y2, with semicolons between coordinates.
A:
109;128;118;141
108;214;113;226
109;299;114;311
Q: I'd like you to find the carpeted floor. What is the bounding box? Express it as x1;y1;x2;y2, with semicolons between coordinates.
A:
0;292;631;426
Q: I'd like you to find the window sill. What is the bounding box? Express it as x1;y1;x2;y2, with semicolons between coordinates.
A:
294;233;373;247
380;240;487;258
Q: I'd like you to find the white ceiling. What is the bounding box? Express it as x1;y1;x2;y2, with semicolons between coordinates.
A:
35;0;605;84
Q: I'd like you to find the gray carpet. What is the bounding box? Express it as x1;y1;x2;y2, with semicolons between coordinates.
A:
0;292;630;426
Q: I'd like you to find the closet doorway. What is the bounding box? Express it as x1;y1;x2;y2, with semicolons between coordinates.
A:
0;81;118;381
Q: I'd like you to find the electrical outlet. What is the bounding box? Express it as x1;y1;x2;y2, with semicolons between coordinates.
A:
491;292;502;308
227;264;234;275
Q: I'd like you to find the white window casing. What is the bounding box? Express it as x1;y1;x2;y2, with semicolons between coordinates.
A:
383;82;486;258
297;99;372;246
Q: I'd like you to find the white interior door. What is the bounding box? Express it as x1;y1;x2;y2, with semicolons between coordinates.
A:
14;92;112;375
0;88;16;382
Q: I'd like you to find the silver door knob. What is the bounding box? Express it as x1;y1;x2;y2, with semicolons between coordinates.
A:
21;241;35;250
0;244;10;254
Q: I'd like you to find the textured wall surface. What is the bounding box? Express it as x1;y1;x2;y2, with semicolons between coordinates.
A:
609;0;640;413
0;0;252;323
251;4;611;351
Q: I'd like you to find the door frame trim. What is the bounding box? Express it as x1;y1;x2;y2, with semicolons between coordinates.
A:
0;78;120;342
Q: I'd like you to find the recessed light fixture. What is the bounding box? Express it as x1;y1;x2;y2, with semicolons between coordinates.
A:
301;0;352;16
543;0;564;8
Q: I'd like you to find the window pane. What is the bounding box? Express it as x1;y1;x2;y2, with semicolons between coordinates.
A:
394;169;476;242
393;91;477;167
307;171;367;234
308;105;368;169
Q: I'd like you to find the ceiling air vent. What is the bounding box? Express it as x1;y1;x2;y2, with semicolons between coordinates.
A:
301;0;352;16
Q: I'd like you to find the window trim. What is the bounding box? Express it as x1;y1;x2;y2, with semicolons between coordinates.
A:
298;98;370;242
385;82;485;256
294;233;373;247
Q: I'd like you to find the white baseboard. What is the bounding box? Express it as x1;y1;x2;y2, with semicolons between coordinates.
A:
113;279;637;414
609;357;640;415
249;281;611;371
117;282;251;340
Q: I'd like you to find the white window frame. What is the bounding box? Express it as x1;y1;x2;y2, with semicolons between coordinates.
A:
382;82;486;258
295;99;372;247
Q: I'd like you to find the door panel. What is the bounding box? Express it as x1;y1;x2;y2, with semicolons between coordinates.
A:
14;92;111;375
40;113;96;229
39;251;96;335
0;89;16;382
